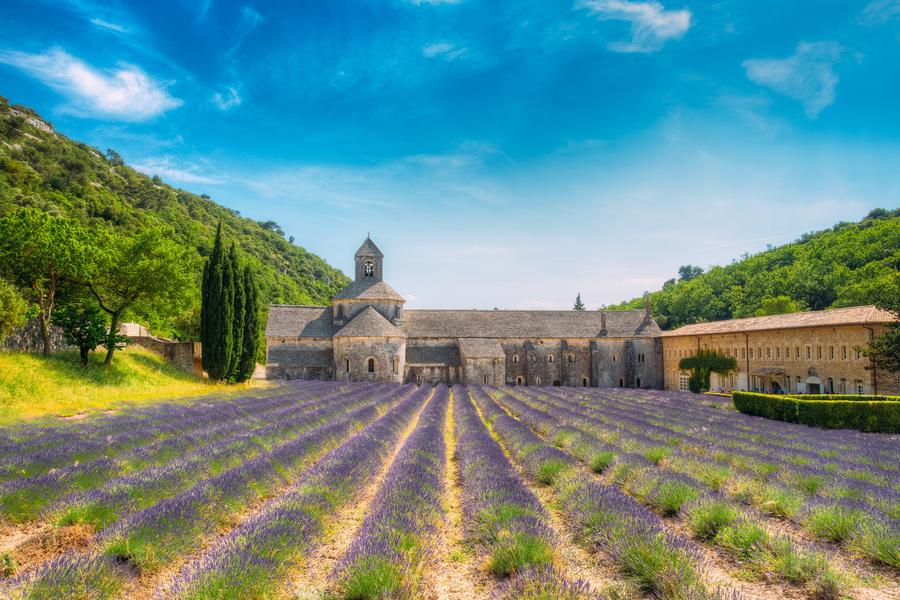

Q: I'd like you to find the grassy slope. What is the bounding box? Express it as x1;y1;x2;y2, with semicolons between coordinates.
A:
0;347;262;425
0;98;350;338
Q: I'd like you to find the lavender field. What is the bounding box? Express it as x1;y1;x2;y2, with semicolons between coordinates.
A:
0;382;896;599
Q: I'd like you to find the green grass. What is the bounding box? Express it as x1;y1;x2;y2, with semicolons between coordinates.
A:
804;505;865;543
488;531;555;577
685;499;738;539
0;347;262;425
648;480;700;516
535;459;570;485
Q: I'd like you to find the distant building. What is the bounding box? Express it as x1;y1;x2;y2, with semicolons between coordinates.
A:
265;237;662;387
660;306;899;395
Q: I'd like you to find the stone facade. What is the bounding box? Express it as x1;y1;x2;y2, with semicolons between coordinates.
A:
660;307;899;395
265;237;664;387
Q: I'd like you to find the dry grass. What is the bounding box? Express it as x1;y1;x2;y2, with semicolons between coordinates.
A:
0;347;269;425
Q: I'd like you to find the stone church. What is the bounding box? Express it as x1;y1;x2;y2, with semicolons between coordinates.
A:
266;237;663;387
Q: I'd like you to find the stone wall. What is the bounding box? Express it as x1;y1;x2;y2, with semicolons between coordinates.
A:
405;365;460;385
128;335;201;374
333;336;406;383
1;318;72;353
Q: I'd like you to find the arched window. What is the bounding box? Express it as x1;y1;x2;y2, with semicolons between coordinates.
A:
582;377;588;387
367;358;375;373
612;354;617;363
364;261;374;277
548;355;554;363
513;355;519;363
516;376;524;385
535;376;542;386
636;377;642;388
344;357;350;373
392;356;400;375
568;354;575;363
483;376;488;385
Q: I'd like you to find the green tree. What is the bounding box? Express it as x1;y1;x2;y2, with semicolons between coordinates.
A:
678;265;704;281
0;278;27;344
201;224;233;381
237;265;260;382
573;293;585;311
88;228;195;365
755;295;803;316
679;349;738;393
0;208;88;355
862;271;900;375
226;244;245;380
54;301;110;366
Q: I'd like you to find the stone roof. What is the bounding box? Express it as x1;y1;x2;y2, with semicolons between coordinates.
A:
355;237;383;258
660;305;897;337
266;306;658;340
403;309;658;338
406;345;460;366
334;306;406;338
265;305;335;338
458;337;506;358
334;279;406;302
268;346;333;367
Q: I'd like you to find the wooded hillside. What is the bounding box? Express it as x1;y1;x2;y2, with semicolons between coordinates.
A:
607;209;900;329
0;97;349;339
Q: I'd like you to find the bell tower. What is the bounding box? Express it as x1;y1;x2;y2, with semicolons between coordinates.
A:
354;235;384;282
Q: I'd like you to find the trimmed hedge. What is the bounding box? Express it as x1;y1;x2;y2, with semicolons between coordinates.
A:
732;392;900;434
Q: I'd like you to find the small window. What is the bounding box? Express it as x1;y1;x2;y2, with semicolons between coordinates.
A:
582;377;588;387
775;347;780;359
842;346;847;360
618;378;624;387
483;376;488;385
829;346;834;360
795;346;800;359
636;377;642;388
827;377;834;393
568;354;576;363
855;380;864;394
364;261;374;277
766;347;771;359
548;355;554;363
367;358;375;373
516;376;524;385
612;354;617;363
840;378;846;393
806;346;811;359
535;376;542;386
513;354;519;363
749;349;753;359
785;347;789;359
392;356;400;375
345;358;350;373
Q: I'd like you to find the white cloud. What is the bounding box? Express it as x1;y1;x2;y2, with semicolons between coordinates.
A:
581;0;691;52
406;0;463;5
89;18;129;34
422;42;469;60
743;42;841;118
133;156;223;185
212;86;242;110
0;48;181;121
859;0;900;24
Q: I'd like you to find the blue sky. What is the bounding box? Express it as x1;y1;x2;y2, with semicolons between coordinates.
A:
2;1;899;309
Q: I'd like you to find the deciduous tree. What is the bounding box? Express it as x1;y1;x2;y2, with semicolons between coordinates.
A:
0;208;88;355
54;301;109;366
88;227;194;365
0;278;27;344
679;349;737;393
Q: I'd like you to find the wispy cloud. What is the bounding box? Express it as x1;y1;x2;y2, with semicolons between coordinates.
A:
743;41;841;118
89;18;129;34
133;156;223;185
422;42;469;60
859;0;900;24
212;86;242;110
581;0;691;52
226;6;264;57
405;0;464;5
0;48;181;121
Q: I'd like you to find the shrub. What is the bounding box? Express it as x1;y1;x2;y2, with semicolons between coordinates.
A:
715;520;770;561
804;505;865;543
342;556;403;600
732;392;900;433
649;480;700;516
588;451;616;473
685;499;738;539
488;531;555;577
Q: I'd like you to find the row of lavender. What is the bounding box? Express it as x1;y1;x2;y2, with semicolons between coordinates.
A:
162;384;434;598
0;382;386;524
455;387;596;599
329;384;450;597
468;387;727;600
1;383;415;598
496;388;851;597
509;386;898;572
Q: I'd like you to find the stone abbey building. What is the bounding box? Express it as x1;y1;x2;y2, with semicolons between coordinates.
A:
266;238;663;386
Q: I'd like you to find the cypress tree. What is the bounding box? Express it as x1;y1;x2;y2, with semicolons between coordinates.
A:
202;223;232;381
227;244;245;380
237;265;259;382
